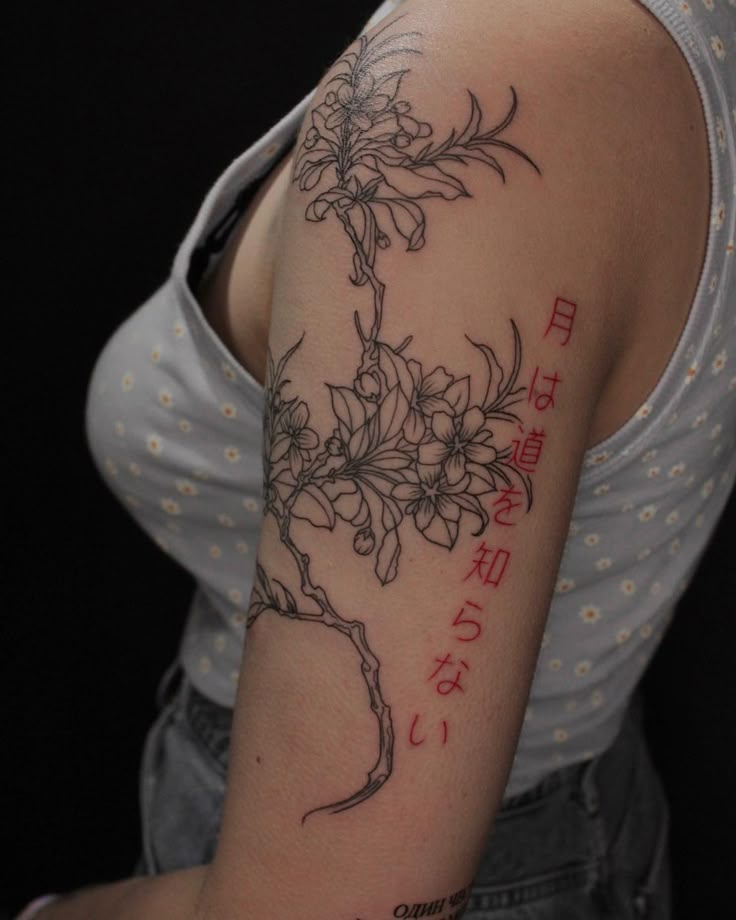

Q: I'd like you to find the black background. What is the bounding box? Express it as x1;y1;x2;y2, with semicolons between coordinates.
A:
4;1;734;915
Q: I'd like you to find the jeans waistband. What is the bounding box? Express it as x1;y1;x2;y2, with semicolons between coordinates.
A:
499;693;643;822
153;661;234;772
182;678;233;770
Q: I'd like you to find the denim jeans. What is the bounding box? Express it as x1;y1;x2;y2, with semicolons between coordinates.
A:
135;661;671;919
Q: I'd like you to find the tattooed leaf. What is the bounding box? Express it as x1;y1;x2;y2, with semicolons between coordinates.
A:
488;461;513;488
271;432;292;463
349;201;367;242
375;527;401;585
372;68;410;101
523;472;534;511
273;578;298;613
366;410;381;452
292;484;336;529
300;158;338;193
378;162;468;200
367;448;413;471
295;148;332;182
323;479;363;523
359;174;384;199
309;107;332;137
352;497;371;528
455;90;482;147
359;147;412;170
356;474;403;532
306;198;333;222
351;251;369;286
355;202;378;269
409;224;425;250
471;321;525;416
469;338;505;408
378;385;410;442
322;477;357;500
461;148;505;181
380;494;403;532
378;344;414;400
362;465;407;490
413;164;469;197
283;586;299;613
359;470;396;499
465;461;497;495
272;468;297;488
296;140;335;166
306;184;353;220
420;512;459;549
372;197;426;251
403;409;425;443
348;422;373;461
256;563;270;597
274;335;304;386
483;85;519;139
444;376;470;415
453;493;489;535
328;385;366;439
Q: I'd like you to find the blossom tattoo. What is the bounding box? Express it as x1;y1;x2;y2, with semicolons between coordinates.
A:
248;15;541;823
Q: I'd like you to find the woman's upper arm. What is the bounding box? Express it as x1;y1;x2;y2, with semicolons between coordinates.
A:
200;1;657;916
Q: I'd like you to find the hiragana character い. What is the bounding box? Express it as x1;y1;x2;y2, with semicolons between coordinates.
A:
408;712;426;746
408;713;449;747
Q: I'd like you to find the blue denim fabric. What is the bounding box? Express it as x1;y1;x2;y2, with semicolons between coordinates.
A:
135;661;671;919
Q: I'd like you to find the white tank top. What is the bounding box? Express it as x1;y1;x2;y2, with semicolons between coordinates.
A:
85;0;735;798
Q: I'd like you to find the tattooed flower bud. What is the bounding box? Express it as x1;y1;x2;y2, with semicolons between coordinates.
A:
393;132;412;148
353;528;375;555
325;91;337;106
393;100;411;114
356;371;381;401
377;232;390;249
325;435;344;456
417;121;432;138
304;127;320;150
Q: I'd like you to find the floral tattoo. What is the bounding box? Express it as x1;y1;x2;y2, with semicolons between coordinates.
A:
248;14;541;823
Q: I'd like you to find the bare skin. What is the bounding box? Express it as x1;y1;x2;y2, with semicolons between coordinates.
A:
199;0;710;452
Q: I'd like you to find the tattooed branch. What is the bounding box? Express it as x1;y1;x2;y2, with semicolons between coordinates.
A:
251;15;540;822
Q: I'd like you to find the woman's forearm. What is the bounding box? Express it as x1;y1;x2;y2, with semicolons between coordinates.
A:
36;865;207;920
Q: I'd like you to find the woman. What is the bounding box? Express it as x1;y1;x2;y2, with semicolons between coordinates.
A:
20;0;735;917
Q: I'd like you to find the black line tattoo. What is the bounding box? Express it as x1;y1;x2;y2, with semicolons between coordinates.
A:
248;14;540;823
